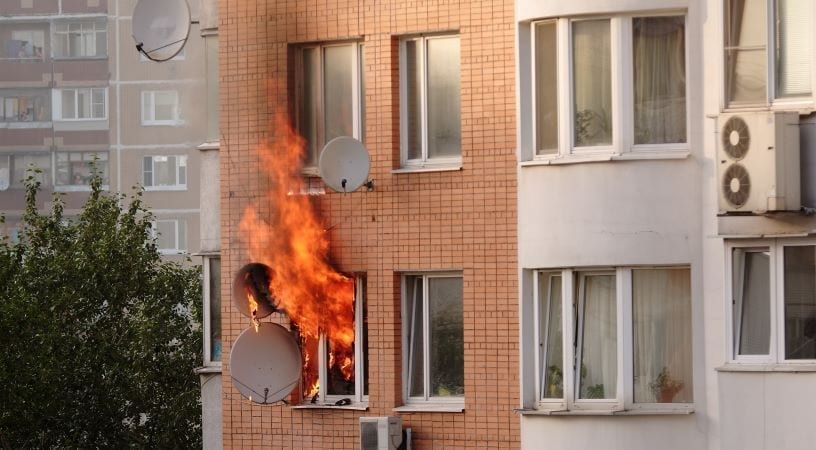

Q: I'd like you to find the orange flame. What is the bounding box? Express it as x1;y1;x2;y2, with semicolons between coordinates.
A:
238;110;356;400
246;290;260;333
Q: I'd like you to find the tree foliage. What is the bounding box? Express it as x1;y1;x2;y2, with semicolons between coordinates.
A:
0;172;202;448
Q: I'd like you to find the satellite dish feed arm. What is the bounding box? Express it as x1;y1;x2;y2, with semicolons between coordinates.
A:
134;36;188;62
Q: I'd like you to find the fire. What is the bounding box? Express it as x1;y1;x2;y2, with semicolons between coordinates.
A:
246;289;260;333
238;110;356;399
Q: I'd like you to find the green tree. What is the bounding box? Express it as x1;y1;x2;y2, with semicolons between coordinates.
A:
0;172;202;448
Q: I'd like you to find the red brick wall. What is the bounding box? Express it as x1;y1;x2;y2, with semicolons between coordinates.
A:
219;0;518;448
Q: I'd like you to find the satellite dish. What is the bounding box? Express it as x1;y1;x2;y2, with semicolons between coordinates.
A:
232;263;279;319
0;168;9;191
132;0;191;62
230;323;302;404
319;136;371;193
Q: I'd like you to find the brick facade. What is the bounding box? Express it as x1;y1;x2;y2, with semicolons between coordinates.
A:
219;0;518;447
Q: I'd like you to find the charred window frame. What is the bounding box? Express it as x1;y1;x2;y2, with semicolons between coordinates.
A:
293;41;363;172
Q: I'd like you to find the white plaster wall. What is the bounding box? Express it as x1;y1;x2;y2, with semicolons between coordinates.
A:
199;147;220;253
200;372;223;450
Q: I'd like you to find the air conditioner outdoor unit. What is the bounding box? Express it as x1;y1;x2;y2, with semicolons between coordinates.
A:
360;416;402;450
718;111;800;213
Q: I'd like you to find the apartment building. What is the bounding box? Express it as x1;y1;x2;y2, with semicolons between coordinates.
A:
0;0;217;265
219;0;519;447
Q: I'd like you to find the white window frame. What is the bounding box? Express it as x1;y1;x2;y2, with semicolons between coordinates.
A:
53;20;107;58
726;239;816;366
312;276;368;405
141;90;180;126
54;150;109;191
142;155;187;191
532;267;693;413
151;219;187;255
401;272;465;407
294;41;362;171
202;256;222;367
399;34;462;169
5;29;45;60
529;12;689;161
54;88;107;121
722;0;816;110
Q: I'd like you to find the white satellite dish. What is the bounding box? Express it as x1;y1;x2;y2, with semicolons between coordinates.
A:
132;0;191;62
230;323;302;404
232;263;278;319
319;136;371;193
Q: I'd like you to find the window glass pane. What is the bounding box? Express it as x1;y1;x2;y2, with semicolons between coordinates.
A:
426;37;461;159
95;27;107;57
300;48;320;167
573;20;612;147
540;273;563;399
633;17;686;145
784;246;816;359
143;156;153;186
578;273;616;399
209;258;222;362
156;221;175;249
776;0;812;97
11;154;50;189
725;0;767;104
77;89;91;118
429;276;464;397
154;91;176;121
633;268;693;403
62;90;75;119
535;22;558;154
407;276;425;397
178;156;187;185
154;156;177;186
323;45;354;148
177;221;186;250
405;40;422;161
734;249;771;355
326;339;355;395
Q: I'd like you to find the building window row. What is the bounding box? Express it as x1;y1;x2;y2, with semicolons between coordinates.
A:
531;267;693;412
0;151;108;191
1;19;107;60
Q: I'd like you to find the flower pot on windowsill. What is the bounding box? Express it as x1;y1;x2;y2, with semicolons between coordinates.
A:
649;367;684;403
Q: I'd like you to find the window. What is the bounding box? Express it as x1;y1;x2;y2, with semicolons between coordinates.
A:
295;42;362;168
403;273;464;405
724;0;814;106
0;153;50;189
203;256;222;366
531;14;686;157
0;91;49;122
299;277;368;404
54;20;107;58
55;151;108;187
143;155;187;190
533;267;692;411
141;91;180;125
2;30;44;59
57;88;106;120
729;240;816;363
400;34;461;168
151;219;187;254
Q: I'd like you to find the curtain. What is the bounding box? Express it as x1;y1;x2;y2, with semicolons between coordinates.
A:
633;268;692;403
736;250;771;355
725;0;767;103
633;17;686;145
535;21;559;154
572;19;612;147
579;274;617;399
776;0;812;97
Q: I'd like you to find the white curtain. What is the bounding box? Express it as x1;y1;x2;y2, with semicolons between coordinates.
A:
633;268;692;403
579;274;617;399
633;16;686;145
572;20;612;147
776;0;812;97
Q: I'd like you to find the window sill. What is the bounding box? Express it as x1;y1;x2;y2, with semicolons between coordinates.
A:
392;164;462;174
515;407;694;416
0;121;52;129
145;186;188;192
521;150;690;167
198;141;220;151
716;363;816;373
52;56;108;61
142;121;183;127
393;403;465;413
54;185;108;192
194;365;222;374
722;102;816;115
292;403;369;411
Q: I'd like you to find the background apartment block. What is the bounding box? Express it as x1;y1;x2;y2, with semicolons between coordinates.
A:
219;0;519;447
0;0;219;264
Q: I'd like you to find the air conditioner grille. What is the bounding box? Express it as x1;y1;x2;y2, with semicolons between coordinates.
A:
722;163;751;208
722;116;751;160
